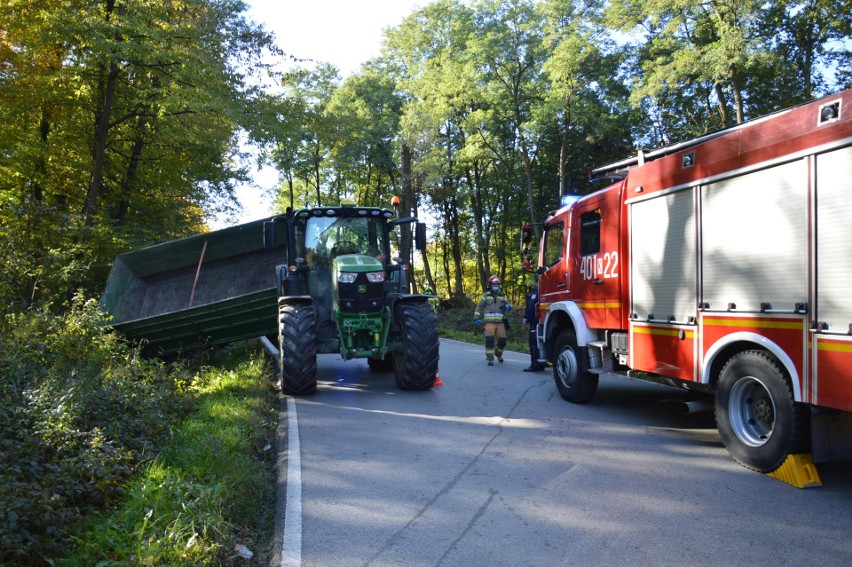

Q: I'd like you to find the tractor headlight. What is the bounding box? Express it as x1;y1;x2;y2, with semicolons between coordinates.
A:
366;272;385;283
338;273;358;283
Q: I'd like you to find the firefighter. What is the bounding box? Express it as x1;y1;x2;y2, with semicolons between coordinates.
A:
424;286;439;312
522;276;546;372
473;275;511;366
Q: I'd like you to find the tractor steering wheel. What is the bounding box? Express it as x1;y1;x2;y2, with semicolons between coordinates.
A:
332;241;359;256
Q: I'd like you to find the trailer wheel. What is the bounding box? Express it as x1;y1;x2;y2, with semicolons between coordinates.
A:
553;329;598;403
392;302;439;390
715;350;808;472
279;303;317;395
368;355;394;372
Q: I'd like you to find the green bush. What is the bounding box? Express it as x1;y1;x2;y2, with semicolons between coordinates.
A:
436;305;530;354
57;342;277;566
0;295;192;563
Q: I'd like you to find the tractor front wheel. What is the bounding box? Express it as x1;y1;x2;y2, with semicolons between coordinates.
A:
392;302;439;390
279;303;317;395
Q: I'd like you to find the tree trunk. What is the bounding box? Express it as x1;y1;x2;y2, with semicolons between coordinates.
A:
468;166;488;286
714;82;730;127
730;74;744;124
84;0;119;228
441;236;451;296
445;195;465;299
84;60;120;228
116;116;147;226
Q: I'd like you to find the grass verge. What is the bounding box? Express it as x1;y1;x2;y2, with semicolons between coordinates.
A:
52;308;524;564
53;341;278;566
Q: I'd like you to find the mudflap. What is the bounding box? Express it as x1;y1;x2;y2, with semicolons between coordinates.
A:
811;408;852;463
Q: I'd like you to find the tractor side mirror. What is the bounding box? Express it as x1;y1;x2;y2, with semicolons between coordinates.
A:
263;221;276;251
415;222;427;251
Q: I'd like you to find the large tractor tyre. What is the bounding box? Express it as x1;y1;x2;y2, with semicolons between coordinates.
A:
392;302;439;391
552;329;598;403
368;355;394;373
279;303;318;395
715;350;809;473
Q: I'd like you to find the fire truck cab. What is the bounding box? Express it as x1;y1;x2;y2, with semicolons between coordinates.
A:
522;89;852;473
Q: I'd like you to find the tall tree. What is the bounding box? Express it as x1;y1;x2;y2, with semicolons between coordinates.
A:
468;0;547;285
0;0;277;306
607;0;774;129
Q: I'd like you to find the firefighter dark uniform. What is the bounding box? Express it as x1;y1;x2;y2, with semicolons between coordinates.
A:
474;275;511;365
523;278;546;372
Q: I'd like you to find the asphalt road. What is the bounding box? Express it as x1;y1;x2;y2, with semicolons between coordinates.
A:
271;338;852;567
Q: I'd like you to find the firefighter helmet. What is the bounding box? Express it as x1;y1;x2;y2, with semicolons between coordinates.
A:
487;275;501;286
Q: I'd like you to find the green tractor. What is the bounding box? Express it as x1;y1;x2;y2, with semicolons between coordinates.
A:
264;200;439;394
99;199;438;394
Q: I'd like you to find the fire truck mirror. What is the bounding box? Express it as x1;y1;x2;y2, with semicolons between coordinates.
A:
520;224;539;272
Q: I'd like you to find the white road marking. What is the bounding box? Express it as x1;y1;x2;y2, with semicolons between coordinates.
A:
281;396;302;567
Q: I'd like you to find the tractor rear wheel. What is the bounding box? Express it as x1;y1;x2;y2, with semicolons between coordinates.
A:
392;302;439;390
279;303;317;395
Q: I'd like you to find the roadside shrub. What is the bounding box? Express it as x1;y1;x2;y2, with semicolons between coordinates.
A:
0;294;192;564
437;306;529;352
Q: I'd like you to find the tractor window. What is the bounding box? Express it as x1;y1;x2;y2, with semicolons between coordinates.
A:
543;222;564;267
580;210;601;256
304;216;387;264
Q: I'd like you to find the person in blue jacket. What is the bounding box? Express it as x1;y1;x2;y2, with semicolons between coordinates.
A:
522;277;546;372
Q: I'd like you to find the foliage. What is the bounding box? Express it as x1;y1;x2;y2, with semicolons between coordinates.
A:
0;0;278;309
438;305;530;354
0;295;193;563
55;342;277;566
255;0;848;307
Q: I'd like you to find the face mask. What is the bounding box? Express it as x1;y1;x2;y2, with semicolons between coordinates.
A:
491;286;499;293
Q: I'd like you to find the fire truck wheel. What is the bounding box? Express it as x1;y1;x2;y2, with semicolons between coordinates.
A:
392;302;439;390
553;329;598;403
715;350;808;473
368;355;394;372
279;303;318;395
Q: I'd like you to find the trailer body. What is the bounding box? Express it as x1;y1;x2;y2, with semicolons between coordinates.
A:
100;217;286;354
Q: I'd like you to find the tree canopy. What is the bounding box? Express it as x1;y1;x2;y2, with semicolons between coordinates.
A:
1;0;276;311
1;0;849;311
257;0;849;302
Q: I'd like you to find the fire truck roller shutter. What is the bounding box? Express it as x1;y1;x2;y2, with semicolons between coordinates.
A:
813;145;852;412
701;160;806;313
630;188;696;323
815;145;852;334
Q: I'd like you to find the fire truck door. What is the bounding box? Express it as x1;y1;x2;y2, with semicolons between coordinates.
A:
572;199;619;329
538;219;569;308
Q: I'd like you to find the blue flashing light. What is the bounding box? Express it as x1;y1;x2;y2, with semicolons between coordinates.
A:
560;194;580;207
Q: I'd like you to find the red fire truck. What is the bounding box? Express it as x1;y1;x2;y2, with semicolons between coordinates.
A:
522;89;852;473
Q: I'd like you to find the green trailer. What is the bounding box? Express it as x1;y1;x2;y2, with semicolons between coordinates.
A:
101;199;439;394
99;217;286;355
